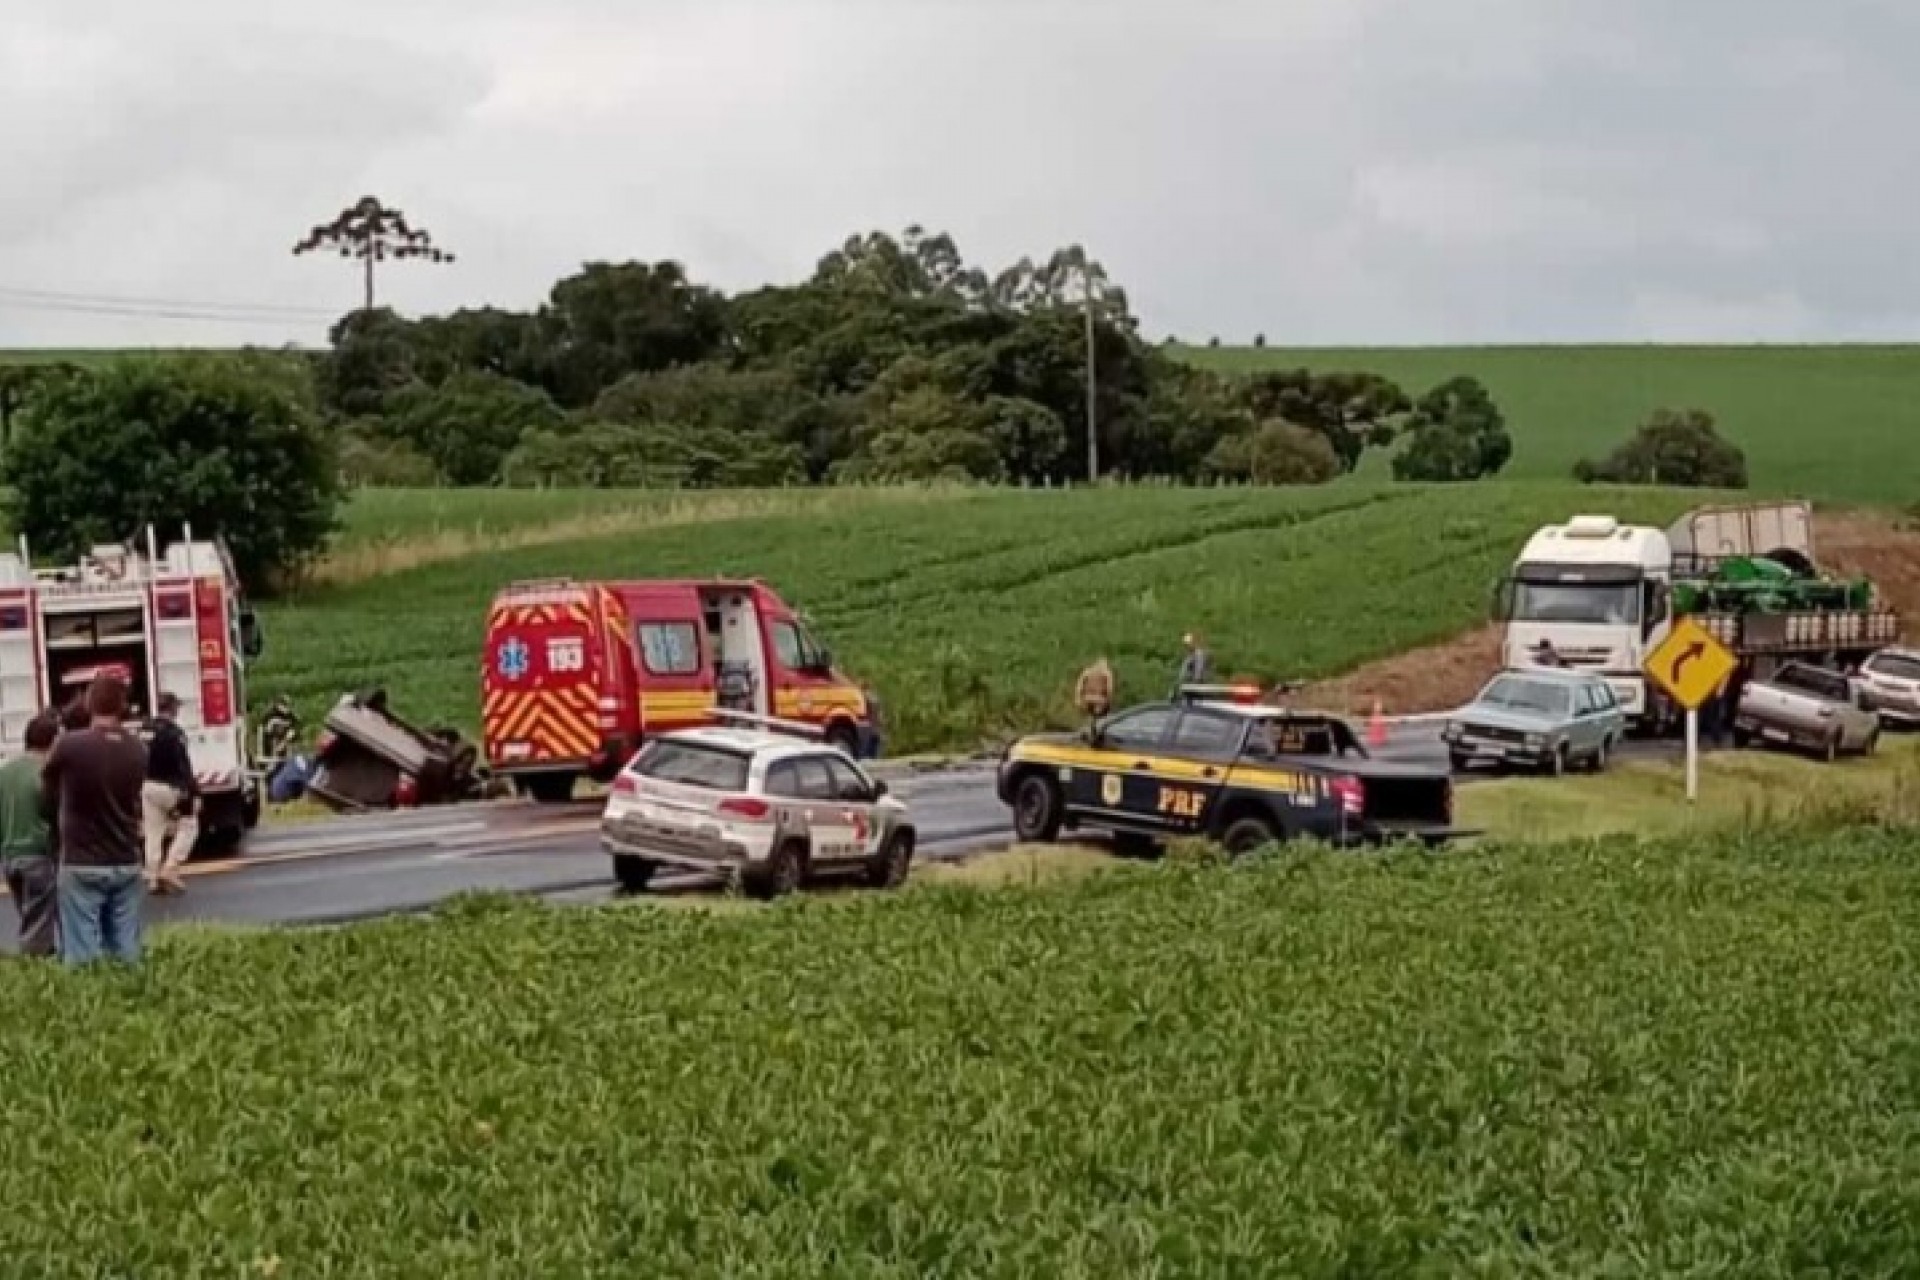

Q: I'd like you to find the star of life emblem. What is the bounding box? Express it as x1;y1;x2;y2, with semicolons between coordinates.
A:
498;637;531;681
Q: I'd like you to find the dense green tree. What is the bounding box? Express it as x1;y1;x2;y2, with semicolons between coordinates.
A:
1574;409;1748;488
1237;370;1411;472
1392;376;1512;482
0;356;341;592
1205;421;1343;486
538;261;729;408
379;372;564;485
317;308;421;418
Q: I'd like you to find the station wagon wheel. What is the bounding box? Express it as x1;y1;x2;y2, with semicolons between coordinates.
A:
1823;730;1841;763
1590;738;1611;773
1012;774;1063;843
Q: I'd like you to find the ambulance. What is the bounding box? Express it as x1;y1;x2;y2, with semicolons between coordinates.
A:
0;529;264;852
482;578;875;801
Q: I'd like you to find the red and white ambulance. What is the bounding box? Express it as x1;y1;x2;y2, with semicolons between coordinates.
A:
482;578;874;801
0;529;264;851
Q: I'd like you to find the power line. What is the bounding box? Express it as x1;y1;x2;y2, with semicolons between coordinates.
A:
0;284;337;323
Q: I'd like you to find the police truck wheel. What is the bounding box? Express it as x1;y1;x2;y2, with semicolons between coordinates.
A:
748;842;805;901
866;831;914;890
1221;815;1281;858
1011;775;1063;843
613;856;655;894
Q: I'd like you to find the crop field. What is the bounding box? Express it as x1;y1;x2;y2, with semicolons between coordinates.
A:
259;481;1686;751
3;827;1916;1274
1183;344;1920;504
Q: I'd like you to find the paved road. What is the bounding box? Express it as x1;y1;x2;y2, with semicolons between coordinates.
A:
0;719;1688;947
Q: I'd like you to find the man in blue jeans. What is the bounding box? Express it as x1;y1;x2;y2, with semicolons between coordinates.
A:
41;675;150;966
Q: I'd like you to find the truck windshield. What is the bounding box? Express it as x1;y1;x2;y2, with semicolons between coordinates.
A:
1511;581;1640;626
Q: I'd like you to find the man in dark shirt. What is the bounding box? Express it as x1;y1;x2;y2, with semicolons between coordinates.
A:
142;692;199;896
42;676;149;966
0;713;61;957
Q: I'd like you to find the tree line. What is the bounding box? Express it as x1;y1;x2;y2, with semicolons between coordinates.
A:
313;227;1514;490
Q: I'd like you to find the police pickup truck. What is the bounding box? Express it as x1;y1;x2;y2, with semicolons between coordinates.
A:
998;687;1461;855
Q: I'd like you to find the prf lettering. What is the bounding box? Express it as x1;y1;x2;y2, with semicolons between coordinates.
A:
1157;787;1205;820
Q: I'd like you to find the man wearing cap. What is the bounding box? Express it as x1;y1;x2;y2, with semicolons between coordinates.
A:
142;692;199;896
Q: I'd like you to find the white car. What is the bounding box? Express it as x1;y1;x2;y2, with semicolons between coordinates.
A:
600;724;915;899
1855;647;1920;728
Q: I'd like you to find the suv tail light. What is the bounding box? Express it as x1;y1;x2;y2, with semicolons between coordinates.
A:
1329;775;1365;818
611;773;639;798
718;797;771;821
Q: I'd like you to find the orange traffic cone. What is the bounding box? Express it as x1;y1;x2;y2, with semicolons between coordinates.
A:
1367;698;1389;748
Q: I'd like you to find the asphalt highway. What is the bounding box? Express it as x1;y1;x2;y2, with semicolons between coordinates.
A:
0;719;1687;948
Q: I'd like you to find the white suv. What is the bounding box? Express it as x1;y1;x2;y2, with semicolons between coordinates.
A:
601;726;915;899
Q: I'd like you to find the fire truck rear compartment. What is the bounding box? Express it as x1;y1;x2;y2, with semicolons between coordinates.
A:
43;607;153;717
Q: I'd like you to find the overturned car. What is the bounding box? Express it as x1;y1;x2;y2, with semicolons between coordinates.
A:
305;688;506;813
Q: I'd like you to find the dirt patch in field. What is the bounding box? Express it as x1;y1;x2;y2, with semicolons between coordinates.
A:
1299;509;1920;717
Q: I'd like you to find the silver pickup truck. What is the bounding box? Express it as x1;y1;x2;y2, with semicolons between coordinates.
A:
1734;662;1880;760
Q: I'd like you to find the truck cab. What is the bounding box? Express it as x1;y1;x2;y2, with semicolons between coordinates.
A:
1498;515;1673;721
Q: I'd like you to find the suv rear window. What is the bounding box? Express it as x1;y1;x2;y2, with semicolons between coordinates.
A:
631;740;749;791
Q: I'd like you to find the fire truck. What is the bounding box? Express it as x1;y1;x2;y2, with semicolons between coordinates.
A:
0;528;265;853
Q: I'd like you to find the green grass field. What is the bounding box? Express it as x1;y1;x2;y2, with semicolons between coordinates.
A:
3;826;1915;1274
260;482;1687;752
1182;344;1920;504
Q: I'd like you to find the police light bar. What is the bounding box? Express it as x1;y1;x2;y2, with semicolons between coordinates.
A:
709;709;828;740
1177;683;1265;704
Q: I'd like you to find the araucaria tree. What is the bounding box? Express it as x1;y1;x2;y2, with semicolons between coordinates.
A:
294;196;454;311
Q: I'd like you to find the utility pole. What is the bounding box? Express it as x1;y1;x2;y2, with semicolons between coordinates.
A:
293;196;454;312
1084;271;1099;483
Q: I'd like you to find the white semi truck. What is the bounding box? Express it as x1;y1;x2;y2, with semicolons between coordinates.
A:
0;528;265;852
1499;503;1900;730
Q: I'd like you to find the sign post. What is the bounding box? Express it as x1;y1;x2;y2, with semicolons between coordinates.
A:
1643;617;1739;806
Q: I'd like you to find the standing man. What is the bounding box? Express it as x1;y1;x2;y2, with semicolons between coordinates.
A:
1175;633;1212;694
42;676;149;967
142;692;199;896
0;713;61;957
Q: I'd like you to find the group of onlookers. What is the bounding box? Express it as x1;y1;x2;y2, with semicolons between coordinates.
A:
0;675;200;966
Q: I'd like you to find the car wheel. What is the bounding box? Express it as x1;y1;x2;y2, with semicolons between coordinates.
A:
1590;738;1611;774
1221;815;1281;858
748;841;805;901
613;855;655;894
865;831;913;890
1011;774;1064;843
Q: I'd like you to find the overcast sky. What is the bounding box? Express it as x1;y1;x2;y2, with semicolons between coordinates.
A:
3;0;1914;348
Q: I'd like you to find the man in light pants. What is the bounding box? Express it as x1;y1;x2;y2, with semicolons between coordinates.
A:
142;692;199;895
